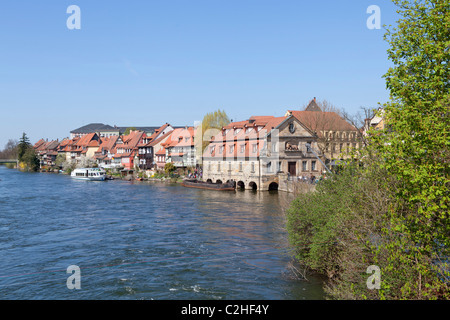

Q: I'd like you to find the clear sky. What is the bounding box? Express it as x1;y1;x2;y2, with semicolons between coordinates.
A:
0;0;399;148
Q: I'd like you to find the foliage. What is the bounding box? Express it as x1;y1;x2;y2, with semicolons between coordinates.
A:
286;159;390;299
0;139;18;159
164;162;176;174
201;109;230;152
123;127;137;135
19;147;40;172
286;0;450;299
76;157;97;169
17;132;31;162
54;154;66;168
16;133;40;172
371;0;450;299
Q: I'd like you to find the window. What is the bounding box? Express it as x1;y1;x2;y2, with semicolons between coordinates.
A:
218;162;221;171
251;162;255;172
306;142;312;152
240;144;245;153
302;161;307;172
210;146;215;154
311;161;316;171
252;144;258;153
239;162;243;172
267;161;272;172
219;145;224;154
245;127;253;134
229;145;234;154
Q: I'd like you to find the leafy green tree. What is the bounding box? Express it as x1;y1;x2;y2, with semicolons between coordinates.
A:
21;147;40;172
370;0;450;299
123;127;137;135
286;0;449;300
17;132;31;162
200;109;230;152
164;162;176;175
54;154;66;168
16;133;40;172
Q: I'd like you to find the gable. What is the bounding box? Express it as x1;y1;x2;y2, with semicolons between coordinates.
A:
275;116;316;139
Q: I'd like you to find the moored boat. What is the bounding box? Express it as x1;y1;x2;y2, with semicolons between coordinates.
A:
181;179;235;191
71;168;106;181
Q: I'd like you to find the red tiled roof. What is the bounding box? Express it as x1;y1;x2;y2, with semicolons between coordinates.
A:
155;147;166;155
287;110;356;133
163;127;196;148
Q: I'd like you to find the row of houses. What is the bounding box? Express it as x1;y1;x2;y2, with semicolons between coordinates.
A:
34;98;381;191
34;123;198;171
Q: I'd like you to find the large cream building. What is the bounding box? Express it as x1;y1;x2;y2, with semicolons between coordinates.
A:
202;114;325;191
202;99;361;191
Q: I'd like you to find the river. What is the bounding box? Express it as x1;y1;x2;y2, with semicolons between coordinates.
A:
0;166;324;300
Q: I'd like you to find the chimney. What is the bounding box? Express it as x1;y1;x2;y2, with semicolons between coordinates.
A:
314;97;316;102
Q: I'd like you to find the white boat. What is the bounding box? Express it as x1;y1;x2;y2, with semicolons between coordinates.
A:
71;168;106;181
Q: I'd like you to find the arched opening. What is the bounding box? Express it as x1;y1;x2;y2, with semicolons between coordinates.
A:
248;181;257;191
268;182;279;191
206;179;212;184
216;179;223;184
237;181;245;190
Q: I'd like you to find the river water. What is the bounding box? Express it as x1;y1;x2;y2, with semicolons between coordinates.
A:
0;166;324;300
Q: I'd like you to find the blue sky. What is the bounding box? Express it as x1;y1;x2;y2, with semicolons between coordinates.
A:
0;0;398;147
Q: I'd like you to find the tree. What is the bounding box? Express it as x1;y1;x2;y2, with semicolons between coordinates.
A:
200;109;230;152
370;0;450;299
0;139;18;159
21;147;40;172
164;162;176;175
15;132;40;172
286;0;450;300
17;132;31;162
54;154;66;168
123;127;137;135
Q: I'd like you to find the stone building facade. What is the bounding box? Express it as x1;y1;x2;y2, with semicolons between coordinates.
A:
202;115;326;191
